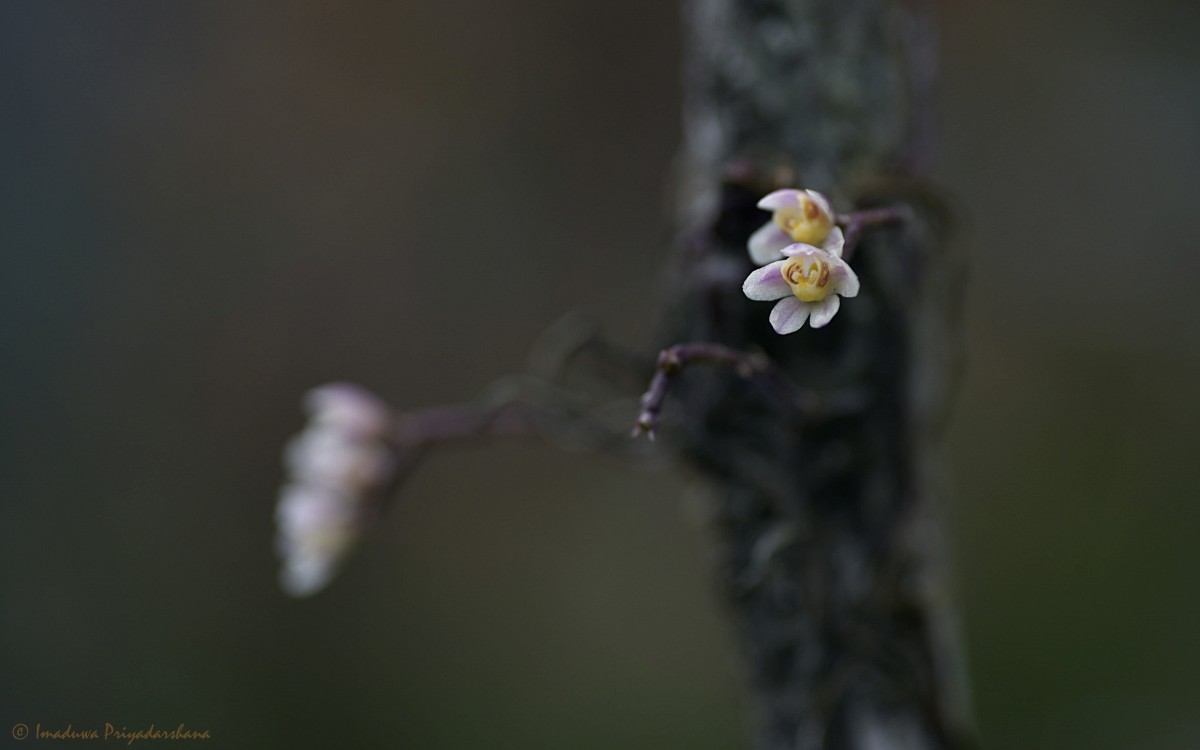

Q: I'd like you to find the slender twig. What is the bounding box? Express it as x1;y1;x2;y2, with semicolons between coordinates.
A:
631;343;783;440
392;400;538;448
375;374;658;514
837;205;911;259
630;342;875;442
528;312;655;391
390;374;651;451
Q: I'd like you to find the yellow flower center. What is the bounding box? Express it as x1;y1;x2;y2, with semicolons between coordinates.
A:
772;195;832;245
781;254;832;302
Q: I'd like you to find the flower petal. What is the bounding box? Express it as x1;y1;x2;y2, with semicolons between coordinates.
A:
781;242;822;258
276;484;355;534
305;383;393;436
748;222;791;265
823;226;845;257
830;258;860;297
757;189;803;211
808;295;841;328
742;261;791;301
280;557;337;598
769;297;810;334
804;190;834;220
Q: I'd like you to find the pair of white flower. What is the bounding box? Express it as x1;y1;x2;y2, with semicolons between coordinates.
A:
275;383;397;597
742;189;860;333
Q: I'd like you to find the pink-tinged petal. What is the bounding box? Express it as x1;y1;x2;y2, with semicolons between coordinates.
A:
781;242;821;258
808;295;841;328
742;261;791;301
748;222;791;265
830;258;860;297
769;297;811;334
804;190;834;219
823;226;845;257
757;189;803;211
305;383;393;436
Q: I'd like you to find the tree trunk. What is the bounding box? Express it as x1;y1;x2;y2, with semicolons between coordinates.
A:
669;1;973;748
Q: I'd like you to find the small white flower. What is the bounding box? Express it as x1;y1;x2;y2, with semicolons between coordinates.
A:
285;428;395;492
748;188;843;266
275;383;396;597
742;242;860;333
305;382;395;436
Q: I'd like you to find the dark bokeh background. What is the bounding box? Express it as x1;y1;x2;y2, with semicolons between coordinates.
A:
2;2;1197;748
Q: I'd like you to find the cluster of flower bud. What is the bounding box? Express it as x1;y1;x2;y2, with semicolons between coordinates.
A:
275;383;397;597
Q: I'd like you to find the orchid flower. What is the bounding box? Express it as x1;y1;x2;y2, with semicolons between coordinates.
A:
742;242;860;333
748;188;844;266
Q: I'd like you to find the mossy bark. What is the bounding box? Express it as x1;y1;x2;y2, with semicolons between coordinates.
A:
670;1;972;748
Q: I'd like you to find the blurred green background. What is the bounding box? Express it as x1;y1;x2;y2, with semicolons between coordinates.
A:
2;2;1197;748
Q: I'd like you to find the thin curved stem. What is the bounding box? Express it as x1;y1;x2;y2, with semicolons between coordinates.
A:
378;374;659;512
632;343;785;440
837;205;912;260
